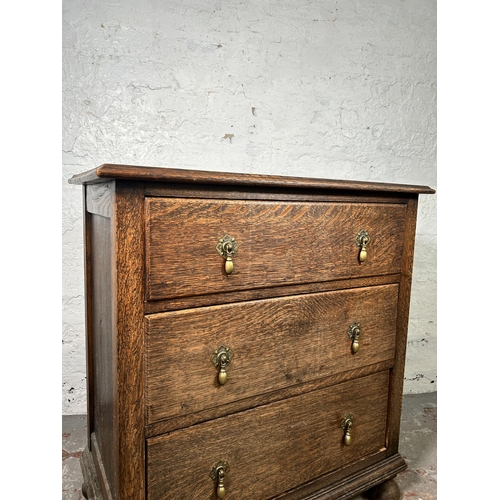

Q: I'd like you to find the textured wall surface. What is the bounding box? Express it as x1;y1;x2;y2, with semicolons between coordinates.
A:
62;0;437;415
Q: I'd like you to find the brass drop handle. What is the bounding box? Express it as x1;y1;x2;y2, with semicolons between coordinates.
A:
216;468;226;498
347;322;361;354
218;353;229;385
211;461;230;499
355;230;371;263
211;346;233;385
341;414;354;446
216;234;239;275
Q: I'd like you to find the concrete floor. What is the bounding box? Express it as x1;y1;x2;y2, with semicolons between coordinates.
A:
62;392;436;500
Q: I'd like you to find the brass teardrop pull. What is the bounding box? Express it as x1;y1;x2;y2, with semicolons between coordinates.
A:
211;346;233;385
355;230;370;263
216;234;239;275
225;257;234;275
347;322;361;354
341;414;354;446
210;461;230;499
216;468;226;498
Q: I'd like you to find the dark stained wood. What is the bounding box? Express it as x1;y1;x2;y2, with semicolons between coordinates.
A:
144;182;411;204
113;181;146;500
80;181;147;499
275;454;406;500
386;196;419;456
81;444;104;500
145;199;407;301
90;434;114;500
89;211;117;497
145;360;393;437
82;187;94;449
146;285;399;424
87;182;112;217
147;371;390;500
72;165;434;500
144;274;400;314
69;164;435;194
364;478;401;500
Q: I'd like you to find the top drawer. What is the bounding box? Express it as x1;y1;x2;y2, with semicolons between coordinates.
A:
145;198;407;301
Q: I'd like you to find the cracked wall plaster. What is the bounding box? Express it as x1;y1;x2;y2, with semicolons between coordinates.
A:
62;0;437;414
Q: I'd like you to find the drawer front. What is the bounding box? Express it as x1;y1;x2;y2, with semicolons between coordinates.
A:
145;198;407;301
146;284;398;424
147;370;390;500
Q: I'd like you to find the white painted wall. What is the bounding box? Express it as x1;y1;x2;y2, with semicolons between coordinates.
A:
62;0;436;415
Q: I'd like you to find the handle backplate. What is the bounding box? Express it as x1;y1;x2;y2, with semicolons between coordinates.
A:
210;460;230;499
347;322;361;354
211;345;233;385
216;234;239;275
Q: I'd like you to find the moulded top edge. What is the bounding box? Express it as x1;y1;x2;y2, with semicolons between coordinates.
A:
68;163;436;194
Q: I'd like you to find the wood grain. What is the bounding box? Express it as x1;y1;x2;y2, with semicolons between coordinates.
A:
81;443;105;500
69;164;435;194
113;181;146;499
144;182;411;203
89;211;117;497
386;196;419;455
145;199;407;301
143;273;400;314
90;434;114;500
86;182;112;217
145;360;393;437
274;453;406;500
70;165;433;500
147;371;390;500
146;284;398;424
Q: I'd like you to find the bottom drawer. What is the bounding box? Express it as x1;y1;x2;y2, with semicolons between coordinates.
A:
147;370;390;499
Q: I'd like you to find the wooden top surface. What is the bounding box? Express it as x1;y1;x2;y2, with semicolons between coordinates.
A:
68;163;435;194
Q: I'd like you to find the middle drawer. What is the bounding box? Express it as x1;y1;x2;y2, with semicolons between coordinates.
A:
145;284;398;425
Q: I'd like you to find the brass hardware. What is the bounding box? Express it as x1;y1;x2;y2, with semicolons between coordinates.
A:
341;414;354;446
211;346;233;385
347;322;361;354
216;234;239;275
210;461;230;499
355;230;370;263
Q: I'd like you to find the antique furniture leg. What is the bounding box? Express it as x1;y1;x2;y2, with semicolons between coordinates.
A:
80;447;104;500
364;478;401;500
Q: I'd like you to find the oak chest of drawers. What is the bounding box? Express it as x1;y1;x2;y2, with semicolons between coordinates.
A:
69;164;434;500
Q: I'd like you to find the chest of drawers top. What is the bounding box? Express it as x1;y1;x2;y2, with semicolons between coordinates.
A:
70;163;434;194
70;164;434;500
